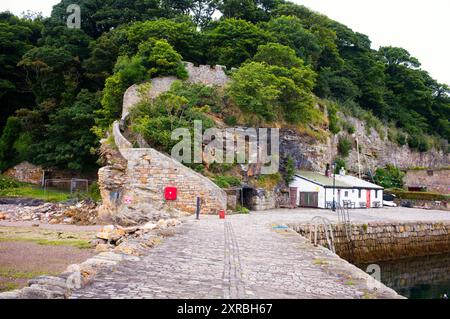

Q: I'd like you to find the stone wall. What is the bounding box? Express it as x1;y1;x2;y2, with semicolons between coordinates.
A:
185;62;229;86
3;162;43;185
121;63;229;118
97;122;227;225
404;169;450;194
374;253;450;295
246;188;276;211
290;222;450;264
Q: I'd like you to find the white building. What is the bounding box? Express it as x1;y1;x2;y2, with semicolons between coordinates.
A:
289;170;384;209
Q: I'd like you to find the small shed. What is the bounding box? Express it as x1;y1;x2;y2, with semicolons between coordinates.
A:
289;170;383;209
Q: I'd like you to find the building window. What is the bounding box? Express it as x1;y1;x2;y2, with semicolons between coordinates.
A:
345;191;349;197
358;189;361;198
375;190;379;198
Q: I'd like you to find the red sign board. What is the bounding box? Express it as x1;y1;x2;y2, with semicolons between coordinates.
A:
164;187;177;201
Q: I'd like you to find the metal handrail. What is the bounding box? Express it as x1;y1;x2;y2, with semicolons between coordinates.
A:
309;216;336;254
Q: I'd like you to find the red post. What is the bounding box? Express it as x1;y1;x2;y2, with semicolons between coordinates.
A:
219;210;225;219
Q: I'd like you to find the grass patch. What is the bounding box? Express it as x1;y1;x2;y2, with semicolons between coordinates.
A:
213;175;242;188
312;259;329;266
0;282;20;292
0;186;71;202
252;173;282;190
0;267;54;280
345;281;355;286
0;237;92;249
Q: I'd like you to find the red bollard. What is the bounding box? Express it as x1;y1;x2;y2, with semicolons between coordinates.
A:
219;210;225;219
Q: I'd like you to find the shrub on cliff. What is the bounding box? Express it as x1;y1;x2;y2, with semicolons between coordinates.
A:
130;82;214;153
337;136;352;157
214;175;242;188
373;164;405;189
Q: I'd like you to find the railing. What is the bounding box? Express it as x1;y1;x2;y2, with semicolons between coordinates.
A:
309;216;336;254
337;203;352;241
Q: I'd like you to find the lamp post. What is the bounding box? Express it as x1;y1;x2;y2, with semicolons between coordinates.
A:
331;163;336;212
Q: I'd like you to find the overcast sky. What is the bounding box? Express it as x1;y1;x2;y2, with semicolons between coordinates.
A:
1;0;449;85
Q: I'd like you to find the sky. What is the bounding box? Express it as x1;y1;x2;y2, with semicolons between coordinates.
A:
1;0;449;85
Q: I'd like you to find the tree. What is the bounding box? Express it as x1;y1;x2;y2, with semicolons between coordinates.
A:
283;156;295;185
251;43;317;123
94;39;187;135
227;44;317;125
227;61;280;123
50;0;164;38
261;15;322;66
190;0;219;28
218;0;279;23
29;90;101;171
18;46;79;104
125;18;203;63
0;117;23;171
373;164;405;189
379;46;420;68
0;12;42;129
205;18;272;67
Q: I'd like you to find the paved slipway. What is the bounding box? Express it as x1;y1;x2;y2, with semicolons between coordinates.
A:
69;207;450;299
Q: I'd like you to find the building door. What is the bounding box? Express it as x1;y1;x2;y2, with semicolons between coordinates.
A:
289;187;298;208
300;192;319;208
366;190;371;208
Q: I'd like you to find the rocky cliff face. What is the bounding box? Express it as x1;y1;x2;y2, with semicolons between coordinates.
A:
280;115;449;176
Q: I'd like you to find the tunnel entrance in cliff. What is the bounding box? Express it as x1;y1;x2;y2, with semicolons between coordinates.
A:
241;187;255;210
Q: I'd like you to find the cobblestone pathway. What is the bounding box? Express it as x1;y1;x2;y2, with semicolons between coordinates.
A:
72;210;402;299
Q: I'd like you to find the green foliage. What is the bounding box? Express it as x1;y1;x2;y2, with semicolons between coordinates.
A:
261;15;322;66
0;117;23;171
137;39;188;79
227;61;280;123
213;175;242;188
224;116;237;126
87;182;101;202
407;132;430;153
235;205;250;214
327;102;340;134
50;0;166;38
0;185;71;202
0;12;41;129
95;39;186;135
373;165;405;189
337;136;352;158
30;90;101;171
253;173;282;190
1;0;448;176
219;0;278;23
130;81;214;153
342;121;356;134
125;19;203;63
0;175;22;190
387;190;449;202
334;158;346;174
227;43;317;124
283;156;296;185
18;45;79;104
206;18;272;67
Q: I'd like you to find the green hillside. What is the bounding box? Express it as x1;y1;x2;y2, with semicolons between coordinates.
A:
0;1;449;173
